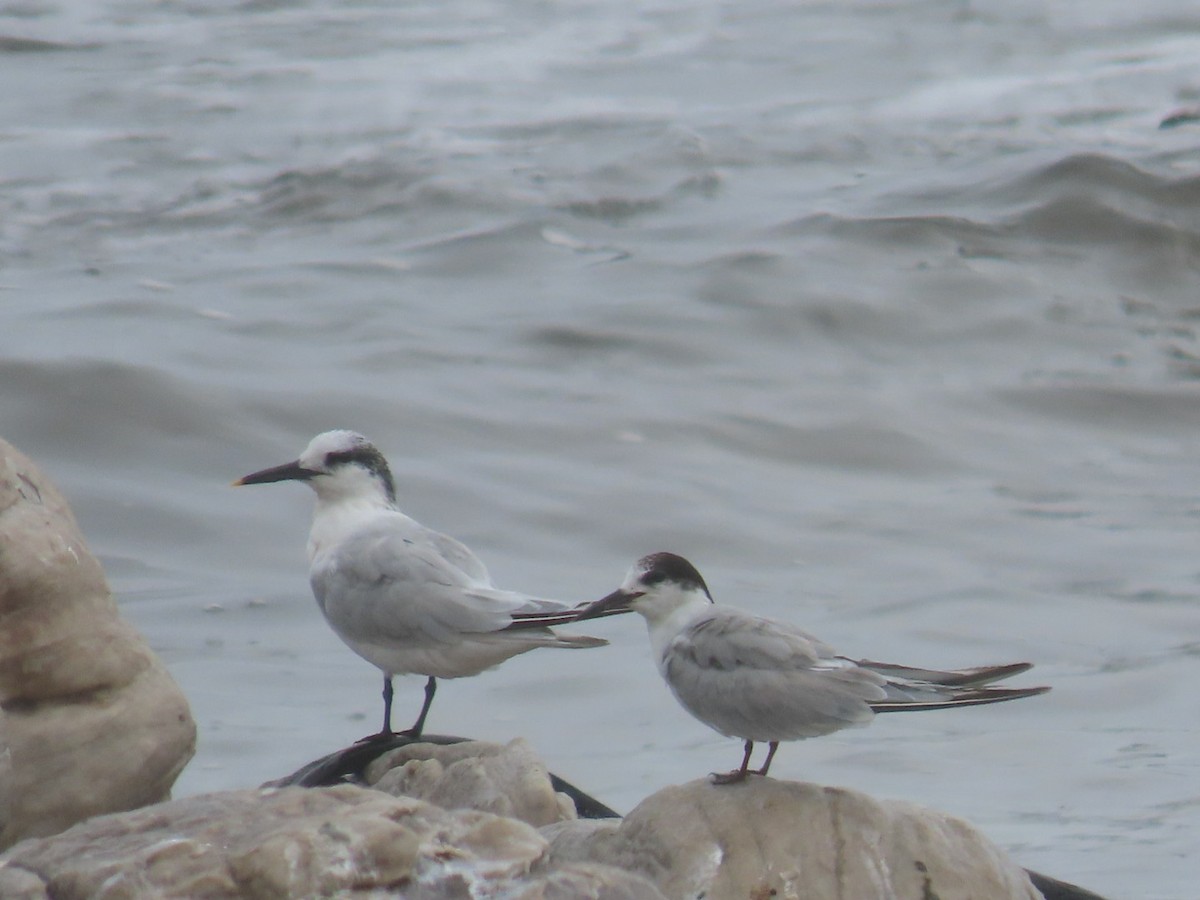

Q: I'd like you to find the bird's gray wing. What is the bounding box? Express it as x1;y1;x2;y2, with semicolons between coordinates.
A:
670;609;838;671
404;522;584;624
661;609;886;741
864;659;1050;711
849;659;1034;687
424;527;492;585
311;521;532;647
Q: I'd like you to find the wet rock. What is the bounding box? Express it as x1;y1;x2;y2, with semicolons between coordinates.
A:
0;784;666;899
365;738;577;827
0;437;196;849
545;777;1043;900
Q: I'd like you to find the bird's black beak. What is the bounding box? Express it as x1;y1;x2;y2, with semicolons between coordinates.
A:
232;460;316;487
574;588;643;622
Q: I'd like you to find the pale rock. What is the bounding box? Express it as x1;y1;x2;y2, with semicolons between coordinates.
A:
545;778;1043;900
514;862;669;899
0;784;666;899
0;437;196;849
366;738;577;827
540;817;621;861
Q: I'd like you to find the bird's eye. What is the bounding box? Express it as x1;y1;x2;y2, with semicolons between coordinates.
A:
324;450;358;469
641;570;666;586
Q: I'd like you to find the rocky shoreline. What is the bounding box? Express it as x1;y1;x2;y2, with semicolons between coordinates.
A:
0;436;1106;899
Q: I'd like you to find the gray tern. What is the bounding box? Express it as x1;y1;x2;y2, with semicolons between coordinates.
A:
235;429;619;738
577;552;1050;784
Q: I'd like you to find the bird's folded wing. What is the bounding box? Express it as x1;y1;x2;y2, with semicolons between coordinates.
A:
312;528;532;643
669;610;840;672
424;527;492;584
850;659;1034;687
663;611;886;738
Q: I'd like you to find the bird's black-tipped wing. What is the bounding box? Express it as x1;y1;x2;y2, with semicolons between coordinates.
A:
870;683;1050;714
849;659;1034;687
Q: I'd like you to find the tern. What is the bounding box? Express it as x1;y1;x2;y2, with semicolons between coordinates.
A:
235;429;618;738
577;552;1050;784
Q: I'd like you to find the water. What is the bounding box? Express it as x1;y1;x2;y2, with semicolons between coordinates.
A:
3;1;1200;896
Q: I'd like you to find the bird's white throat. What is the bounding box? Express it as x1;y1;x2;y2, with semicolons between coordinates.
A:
307;491;398;563
644;588;712;669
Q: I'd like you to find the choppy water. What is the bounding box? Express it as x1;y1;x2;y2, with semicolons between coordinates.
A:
4;1;1200;896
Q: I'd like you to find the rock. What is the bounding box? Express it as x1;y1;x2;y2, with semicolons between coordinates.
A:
365;738;577;827
0;718;1098;900
0;437;196;849
545;777;1043;900
514;862;669;899
268;732;622;820
1027;870;1112;900
265;732;474;788
0;784;666;899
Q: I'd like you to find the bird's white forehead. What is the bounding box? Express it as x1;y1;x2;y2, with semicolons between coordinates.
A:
622;564;647;590
300;430;370;467
625;554;661;588
625;552;710;598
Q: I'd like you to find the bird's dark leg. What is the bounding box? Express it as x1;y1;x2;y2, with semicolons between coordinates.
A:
402;676;437;738
754;741;780;777
380;675;395;735
712;740;755;785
